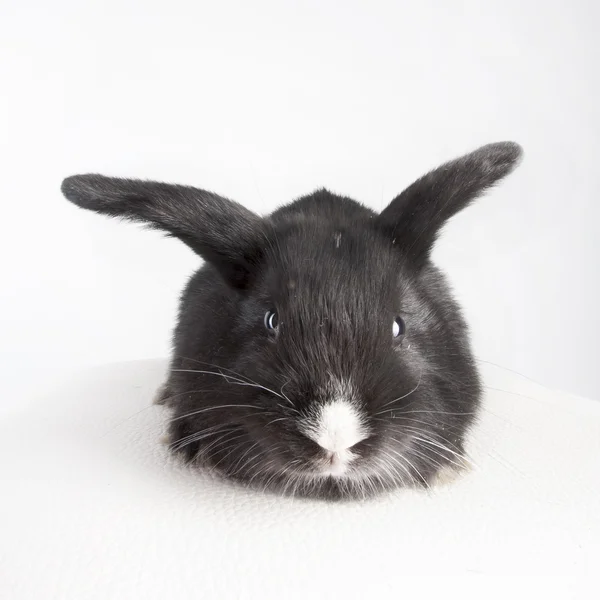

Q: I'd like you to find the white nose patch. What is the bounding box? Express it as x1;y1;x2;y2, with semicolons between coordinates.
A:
300;382;369;476
314;400;367;453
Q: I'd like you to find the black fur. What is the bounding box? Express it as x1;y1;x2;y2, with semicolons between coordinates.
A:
62;142;522;500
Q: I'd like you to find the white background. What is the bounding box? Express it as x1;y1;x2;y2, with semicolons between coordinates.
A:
1;0;598;403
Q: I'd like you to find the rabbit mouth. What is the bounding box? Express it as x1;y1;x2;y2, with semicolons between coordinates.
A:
318;449;357;477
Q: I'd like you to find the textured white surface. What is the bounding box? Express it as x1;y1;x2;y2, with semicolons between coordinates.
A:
1;360;599;599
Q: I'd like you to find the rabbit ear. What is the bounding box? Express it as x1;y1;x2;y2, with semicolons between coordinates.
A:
61;174;269;289
376;142;523;265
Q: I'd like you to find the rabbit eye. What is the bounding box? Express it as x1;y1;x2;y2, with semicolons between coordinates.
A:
264;310;279;331
393;317;405;338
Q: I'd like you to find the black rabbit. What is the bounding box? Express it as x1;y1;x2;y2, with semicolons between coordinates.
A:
62;142;522;500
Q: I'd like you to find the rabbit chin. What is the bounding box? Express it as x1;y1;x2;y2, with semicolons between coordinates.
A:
279;460;403;500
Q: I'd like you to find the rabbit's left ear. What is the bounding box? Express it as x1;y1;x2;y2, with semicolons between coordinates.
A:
376;142;523;265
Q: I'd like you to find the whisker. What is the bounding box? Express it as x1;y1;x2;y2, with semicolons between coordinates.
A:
247;455;281;488
387;446;429;488
379;449;417;487
228;441;260;475
408;445;445;471
231;445;265;477
279;461;305;496
404;432;473;469
264;416;289;427
410;439;468;471
372;415;464;432
279;378;295;408
157;389;216;406
379;402;520;431
171;368;287;401
209;435;252;471
173;357;268;387
263;458;302;493
379;408;479;416
169;424;228;451
475;357;541;386
483;385;540;404
278;402;299;414
375;369;423;412
374;454;405;489
169;404;264;422
199;431;247;464
174;358;299;409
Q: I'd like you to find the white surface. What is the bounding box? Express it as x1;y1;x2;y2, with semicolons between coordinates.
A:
1;360;598;598
1;0;599;401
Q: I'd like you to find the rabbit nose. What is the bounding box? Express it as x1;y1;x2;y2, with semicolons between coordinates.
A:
303;399;369;453
316;400;369;452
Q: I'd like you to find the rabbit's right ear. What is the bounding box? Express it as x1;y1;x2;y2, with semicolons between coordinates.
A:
61;175;269;289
